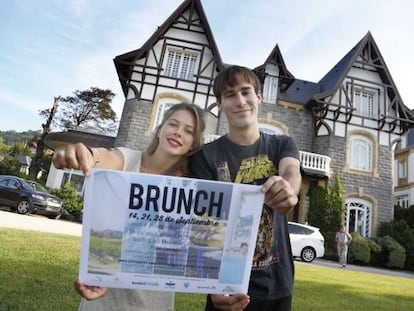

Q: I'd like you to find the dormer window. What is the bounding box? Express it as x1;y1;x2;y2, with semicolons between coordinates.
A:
262;76;278;103
353;87;378;118
165;49;198;81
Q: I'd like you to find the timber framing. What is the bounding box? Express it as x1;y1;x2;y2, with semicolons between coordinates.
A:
113;0;223;104
308;32;414;134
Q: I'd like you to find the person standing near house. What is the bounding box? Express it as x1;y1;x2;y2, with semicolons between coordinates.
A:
53;103;205;311
335;225;352;267
190;65;302;311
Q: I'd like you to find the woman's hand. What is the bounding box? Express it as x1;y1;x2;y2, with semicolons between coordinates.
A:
53;143;95;176
73;279;108;301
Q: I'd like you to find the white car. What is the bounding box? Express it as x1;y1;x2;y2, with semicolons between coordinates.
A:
288;222;325;262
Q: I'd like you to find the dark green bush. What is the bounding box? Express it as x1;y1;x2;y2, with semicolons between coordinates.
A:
50;182;83;219
378;219;414;271
348;232;370;265
394;205;414;227
371;235;405;269
367;238;382;267
308;173;343;260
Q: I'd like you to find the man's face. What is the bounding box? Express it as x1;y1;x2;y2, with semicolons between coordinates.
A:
218;81;262;131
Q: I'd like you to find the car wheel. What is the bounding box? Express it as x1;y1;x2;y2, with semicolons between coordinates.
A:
301;247;316;262
16;200;31;214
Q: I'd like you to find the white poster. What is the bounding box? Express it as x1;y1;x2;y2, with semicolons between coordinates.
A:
79;169;264;295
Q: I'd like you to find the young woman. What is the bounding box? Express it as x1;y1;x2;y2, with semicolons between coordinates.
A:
53;102;205;311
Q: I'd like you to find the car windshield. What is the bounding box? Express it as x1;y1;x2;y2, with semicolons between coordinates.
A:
23;180;49;193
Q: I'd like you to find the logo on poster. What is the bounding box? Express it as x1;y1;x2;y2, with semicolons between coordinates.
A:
129;183;224;217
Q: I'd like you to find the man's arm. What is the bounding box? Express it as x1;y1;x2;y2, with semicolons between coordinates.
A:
278;157;302;195
261;156;301;214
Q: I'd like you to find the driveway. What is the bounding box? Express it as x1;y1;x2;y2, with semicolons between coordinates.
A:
296;258;414;279
0;210;81;236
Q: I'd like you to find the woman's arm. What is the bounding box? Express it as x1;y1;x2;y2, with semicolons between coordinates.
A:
53;143;124;176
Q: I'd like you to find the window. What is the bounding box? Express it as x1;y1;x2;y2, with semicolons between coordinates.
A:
154;102;175;130
398;161;408;179
395;195;409;209
288;223;313;235
61;171;85;194
165;49;197;80
258;123;284;135
263;76;278;103
353;88;377;118
349;135;372;172
345;199;371;237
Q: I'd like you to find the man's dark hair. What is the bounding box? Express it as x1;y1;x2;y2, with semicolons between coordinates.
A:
213;65;262;101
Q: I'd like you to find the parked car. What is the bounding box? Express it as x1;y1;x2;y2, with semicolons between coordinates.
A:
0;175;62;219
288;221;325;262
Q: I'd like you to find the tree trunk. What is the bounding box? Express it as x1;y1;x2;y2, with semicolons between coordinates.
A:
29;97;60;179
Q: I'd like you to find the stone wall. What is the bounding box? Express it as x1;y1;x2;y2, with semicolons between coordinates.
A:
114;98;153;151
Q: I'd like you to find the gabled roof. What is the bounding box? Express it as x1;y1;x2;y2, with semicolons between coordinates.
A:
254;44;294;80
113;0;223;96
311;31;414;128
316;33;409;102
279;79;320;105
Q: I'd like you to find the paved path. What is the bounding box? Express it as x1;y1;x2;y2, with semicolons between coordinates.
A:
0;210;82;236
297;258;414;279
1;210;413;279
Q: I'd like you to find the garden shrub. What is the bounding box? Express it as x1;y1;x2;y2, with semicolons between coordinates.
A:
50;182;83;220
371;235;405;269
367;238;382;267
394;205;414;227
348;231;370;264
308;173;343;260
378;219;414;271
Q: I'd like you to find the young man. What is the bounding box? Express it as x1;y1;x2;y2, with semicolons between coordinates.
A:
190;65;302;311
335;225;352;267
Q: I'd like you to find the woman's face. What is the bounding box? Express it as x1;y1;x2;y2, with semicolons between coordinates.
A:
157;109;196;157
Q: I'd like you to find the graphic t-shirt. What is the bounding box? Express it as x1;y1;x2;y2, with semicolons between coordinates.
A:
190;132;300;300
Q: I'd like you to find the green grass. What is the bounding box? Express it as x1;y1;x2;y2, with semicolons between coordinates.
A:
1;228;413;310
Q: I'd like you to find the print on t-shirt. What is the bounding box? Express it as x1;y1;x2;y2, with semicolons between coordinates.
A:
235;155;276;184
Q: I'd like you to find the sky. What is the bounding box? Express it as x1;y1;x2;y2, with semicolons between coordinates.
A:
1;0;413;132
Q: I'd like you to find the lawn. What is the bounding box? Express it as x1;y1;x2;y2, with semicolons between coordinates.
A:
1;228;413;310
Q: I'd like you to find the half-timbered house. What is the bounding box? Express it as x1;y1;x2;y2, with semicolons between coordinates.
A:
47;0;414;237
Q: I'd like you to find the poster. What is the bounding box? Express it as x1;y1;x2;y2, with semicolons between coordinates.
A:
79;169;264;295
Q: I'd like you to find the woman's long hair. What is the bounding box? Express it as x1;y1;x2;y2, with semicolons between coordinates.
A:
146;103;205;176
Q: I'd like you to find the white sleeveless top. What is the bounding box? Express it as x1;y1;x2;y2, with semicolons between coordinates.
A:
77;147;174;311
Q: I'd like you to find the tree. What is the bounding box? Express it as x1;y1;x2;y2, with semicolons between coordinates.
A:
9;142;32;156
29;96;59;179
308;172;344;258
28;87;117;179
55;87;117;133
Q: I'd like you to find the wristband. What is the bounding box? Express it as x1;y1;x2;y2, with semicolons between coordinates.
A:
86;146;100;166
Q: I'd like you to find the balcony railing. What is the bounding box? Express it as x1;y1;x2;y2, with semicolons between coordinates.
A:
300;151;331;177
204;135;331;178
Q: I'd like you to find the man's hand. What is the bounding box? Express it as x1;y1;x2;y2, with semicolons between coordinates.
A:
261;176;298;214
74;279;108;301
210;294;250;311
